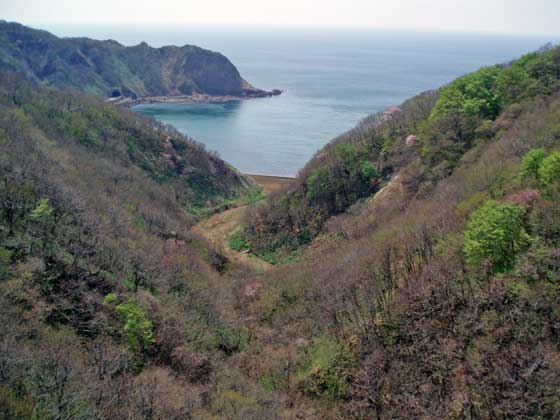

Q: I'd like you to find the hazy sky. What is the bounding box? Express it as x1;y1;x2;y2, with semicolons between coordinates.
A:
2;0;560;35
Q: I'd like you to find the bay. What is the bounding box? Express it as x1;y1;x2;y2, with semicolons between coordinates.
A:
45;24;558;176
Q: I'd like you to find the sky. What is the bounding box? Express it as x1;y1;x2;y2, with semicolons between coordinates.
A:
2;0;560;35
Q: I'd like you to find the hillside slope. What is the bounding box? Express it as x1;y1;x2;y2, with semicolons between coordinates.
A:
0;73;278;418
236;90;560;418
1;42;560;420
239;44;560;263
223;43;560;418
0;21;273;100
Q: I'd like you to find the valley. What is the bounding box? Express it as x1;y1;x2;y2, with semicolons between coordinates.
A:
0;20;559;420
192;174;294;272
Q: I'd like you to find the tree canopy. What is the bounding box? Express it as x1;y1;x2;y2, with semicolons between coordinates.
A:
463;201;530;273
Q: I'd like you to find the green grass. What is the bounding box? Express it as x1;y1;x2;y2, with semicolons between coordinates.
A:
187;187;264;218
229;230;251;251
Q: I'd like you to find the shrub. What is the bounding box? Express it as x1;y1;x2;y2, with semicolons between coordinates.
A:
170;346;211;383
29;198;54;221
228;230;250;251
306;143;379;213
258;372;283;391
307;166;331;203
529;194;560;246
0;385;34;419
115;302;155;353
516;242;560;283
211;325;252;355
463;201;530;273
219;389;258;416
297;336;356;399
360;160;378;181
102;292;118;305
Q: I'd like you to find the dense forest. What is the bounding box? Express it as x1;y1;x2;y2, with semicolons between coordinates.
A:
1;30;560;419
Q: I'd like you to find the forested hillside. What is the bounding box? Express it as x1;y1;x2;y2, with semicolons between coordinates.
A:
239;44;560;263
1;41;560;419
0;21;267;99
0;73;268;419
221;43;560;418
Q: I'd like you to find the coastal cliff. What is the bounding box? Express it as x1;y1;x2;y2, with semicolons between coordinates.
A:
0;21;280;101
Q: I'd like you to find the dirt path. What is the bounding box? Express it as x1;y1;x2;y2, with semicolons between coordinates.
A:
192;204;273;272
192;174;294;272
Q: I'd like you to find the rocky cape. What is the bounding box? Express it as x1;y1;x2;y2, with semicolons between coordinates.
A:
0;21;281;102
114;89;283;107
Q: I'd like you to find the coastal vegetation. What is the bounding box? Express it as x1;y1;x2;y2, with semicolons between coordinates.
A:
239;43;560;262
233;70;560;417
0;24;560;419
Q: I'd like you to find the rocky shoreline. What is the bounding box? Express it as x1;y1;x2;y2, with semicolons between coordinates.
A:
111;89;283;107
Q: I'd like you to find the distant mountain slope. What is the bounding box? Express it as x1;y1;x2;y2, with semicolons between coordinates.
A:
0;21;271;99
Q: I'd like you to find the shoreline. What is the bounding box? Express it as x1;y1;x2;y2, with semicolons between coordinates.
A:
246;174;295;195
112;89;283;107
245;174;295;182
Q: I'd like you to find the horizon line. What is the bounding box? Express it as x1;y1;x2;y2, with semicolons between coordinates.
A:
10;20;560;39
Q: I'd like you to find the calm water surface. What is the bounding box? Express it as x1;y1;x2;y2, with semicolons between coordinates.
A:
45;25;558;176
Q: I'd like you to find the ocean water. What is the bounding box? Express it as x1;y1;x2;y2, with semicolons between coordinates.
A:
44;25;558;176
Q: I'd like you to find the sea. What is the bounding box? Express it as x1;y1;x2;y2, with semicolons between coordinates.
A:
43;24;558;176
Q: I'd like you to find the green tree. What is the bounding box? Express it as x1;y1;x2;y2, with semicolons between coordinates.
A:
496;54;537;105
115;302;155;353
307;167;331;203
463;201;530;273
306;144;379;212
539;151;560;186
430;66;502;121
519;148;547;181
29;198;56;257
360;160;379;183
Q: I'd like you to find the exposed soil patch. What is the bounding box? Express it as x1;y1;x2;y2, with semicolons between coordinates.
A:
192;174;294;272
